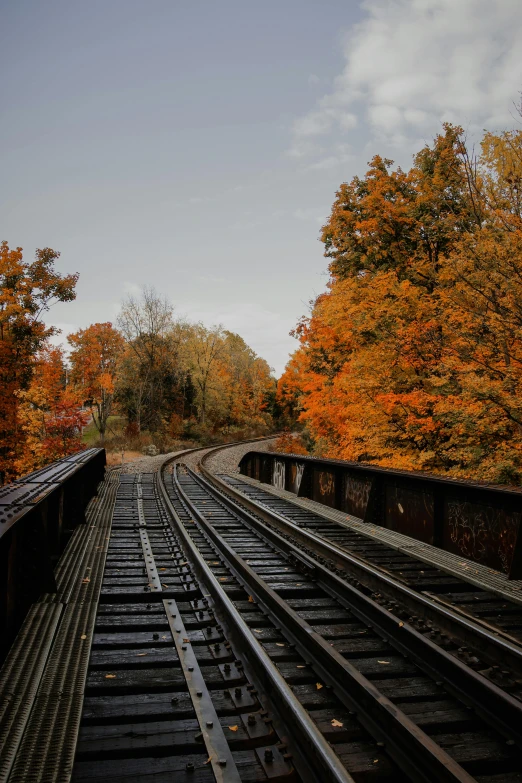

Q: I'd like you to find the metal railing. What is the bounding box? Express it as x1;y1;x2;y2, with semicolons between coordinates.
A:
239;451;522;580
0;448;106;661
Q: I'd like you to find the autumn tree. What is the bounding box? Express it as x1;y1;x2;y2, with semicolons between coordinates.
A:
15;344;87;475
279;123;522;482
219;331;274;427
68;322;125;443
0;243;78;482
437;129;522;481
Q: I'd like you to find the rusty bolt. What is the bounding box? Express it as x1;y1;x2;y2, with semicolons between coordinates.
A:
264;748;274;762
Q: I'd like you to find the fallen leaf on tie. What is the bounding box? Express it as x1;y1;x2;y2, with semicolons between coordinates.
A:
80;634;87;640
316;683;323;690
228;725;238;732
378;661;390;665
276;643;285;647
105;674;116;679
248;596;255;603
398;622;404;628
331;719;343;727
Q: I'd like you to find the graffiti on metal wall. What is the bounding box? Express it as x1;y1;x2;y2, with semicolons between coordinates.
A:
312;470;336;507
289;462;305;495
344;474;372;519
273;460;286;490
446;501;520;573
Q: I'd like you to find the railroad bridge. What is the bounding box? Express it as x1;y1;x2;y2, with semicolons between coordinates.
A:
1;441;522;783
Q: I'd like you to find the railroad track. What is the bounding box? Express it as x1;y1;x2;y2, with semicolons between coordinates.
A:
219;475;522;641
158;458;522;783
4;439;522;783
203;468;522;689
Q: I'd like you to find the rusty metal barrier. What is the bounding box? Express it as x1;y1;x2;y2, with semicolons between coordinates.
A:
0;448;106;662
238;451;522;580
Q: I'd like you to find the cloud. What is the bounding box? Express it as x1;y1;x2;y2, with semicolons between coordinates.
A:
308;74;320;86
293;207;327;223
122;281;141;296
305;143;355;171
290;0;522;161
292;108;358;139
198;274;226;284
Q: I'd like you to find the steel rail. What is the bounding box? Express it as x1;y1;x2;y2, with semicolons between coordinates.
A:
136;475;242;783
173;465;485;783
200;460;522;678
157;459;355;783
194;465;522;740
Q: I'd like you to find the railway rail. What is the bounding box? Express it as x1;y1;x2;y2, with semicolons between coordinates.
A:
1;439;522;783
208;470;522;685
162;460;522;783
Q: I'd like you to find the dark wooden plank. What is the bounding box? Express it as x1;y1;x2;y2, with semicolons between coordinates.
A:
76;716;270;758
72;753;215;782
86;665;243;694
344;656;419;679
89;648;180;668
334;740;399;778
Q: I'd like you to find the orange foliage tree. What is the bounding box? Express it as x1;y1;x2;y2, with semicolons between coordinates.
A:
279;125;522;483
15;344;87;476
68;322;125;443
0;243;78;482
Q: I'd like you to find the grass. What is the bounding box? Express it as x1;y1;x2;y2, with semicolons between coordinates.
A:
82;415;126;446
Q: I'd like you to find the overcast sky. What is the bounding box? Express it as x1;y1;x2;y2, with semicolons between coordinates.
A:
2;0;521;376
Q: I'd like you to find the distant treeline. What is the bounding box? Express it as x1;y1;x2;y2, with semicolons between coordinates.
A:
0;253;276;482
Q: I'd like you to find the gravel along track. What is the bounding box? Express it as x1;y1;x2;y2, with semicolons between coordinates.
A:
118;452;182;474
202;439;277;476
117;437;277;476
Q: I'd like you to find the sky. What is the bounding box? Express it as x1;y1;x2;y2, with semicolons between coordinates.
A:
2;0;521;376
